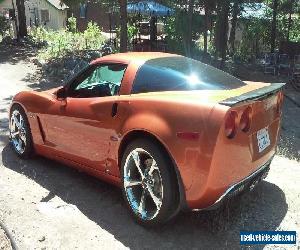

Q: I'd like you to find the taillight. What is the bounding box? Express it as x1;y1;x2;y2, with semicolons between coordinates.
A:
277;91;284;114
240;106;252;132
225;111;238;139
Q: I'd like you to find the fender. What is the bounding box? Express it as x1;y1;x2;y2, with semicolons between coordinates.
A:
119;113;188;211
121;112;173;141
11;91;56;146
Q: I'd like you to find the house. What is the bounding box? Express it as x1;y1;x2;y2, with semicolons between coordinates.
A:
25;0;69;30
67;1;119;32
0;0;68;30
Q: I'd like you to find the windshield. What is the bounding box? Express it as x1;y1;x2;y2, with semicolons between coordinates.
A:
132;57;246;94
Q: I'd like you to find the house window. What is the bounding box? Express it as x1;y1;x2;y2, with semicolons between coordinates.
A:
41;9;49;23
79;3;87;18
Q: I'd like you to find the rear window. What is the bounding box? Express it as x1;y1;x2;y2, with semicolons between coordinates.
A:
132;57;246;94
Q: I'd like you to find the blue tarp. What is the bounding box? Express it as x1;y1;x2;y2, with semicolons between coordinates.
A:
127;1;174;16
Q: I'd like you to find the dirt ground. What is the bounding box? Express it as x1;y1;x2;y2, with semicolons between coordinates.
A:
0;44;299;250
0;228;12;250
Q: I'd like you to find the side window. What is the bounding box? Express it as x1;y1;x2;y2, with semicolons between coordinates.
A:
132;65;178;94
68;64;127;98
132;57;246;94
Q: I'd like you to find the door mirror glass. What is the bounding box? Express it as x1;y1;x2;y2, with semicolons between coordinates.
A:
56;87;67;100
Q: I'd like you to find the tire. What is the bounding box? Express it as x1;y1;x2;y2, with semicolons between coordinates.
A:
9;105;33;158
121;138;179;226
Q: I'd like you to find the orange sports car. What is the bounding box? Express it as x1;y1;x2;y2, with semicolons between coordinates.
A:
9;52;284;226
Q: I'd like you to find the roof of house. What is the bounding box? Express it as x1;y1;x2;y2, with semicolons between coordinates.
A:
46;0;68;10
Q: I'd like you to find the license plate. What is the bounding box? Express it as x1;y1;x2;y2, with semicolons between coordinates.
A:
257;128;271;153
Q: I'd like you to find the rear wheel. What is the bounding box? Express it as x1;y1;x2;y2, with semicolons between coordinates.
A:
9;105;33;158
121;139;179;226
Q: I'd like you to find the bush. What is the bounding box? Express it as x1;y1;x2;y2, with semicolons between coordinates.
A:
67;16;77;33
83;21;103;49
29;26;48;44
0;16;10;37
29;22;106;61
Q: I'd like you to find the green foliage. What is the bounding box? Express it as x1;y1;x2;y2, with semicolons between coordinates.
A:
83;21;103;48
127;24;138;42
164;15;184;54
195;35;215;54
276;12;300;42
33;0;300;63
67;16;77;33
164;11;204;55
238;17;272;61
288;18;300;42
236;1;300;61
114;23;137;51
29;26;48;43
29;22;105;61
0;16;10;36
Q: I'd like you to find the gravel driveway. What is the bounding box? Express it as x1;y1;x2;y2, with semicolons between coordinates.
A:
0;45;299;250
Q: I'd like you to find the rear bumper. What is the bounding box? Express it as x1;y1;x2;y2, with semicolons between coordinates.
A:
193;155;273;211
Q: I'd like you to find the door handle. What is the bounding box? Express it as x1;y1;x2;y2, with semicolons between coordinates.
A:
59;99;67;111
111;103;118;117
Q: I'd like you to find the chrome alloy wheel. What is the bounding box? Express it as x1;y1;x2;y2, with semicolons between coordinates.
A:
9;110;27;154
123;148;163;220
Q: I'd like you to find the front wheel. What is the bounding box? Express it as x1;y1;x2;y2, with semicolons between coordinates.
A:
9;105;33;158
121;139;179;226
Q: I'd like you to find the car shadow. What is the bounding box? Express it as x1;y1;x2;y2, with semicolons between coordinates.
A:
1;142;288;250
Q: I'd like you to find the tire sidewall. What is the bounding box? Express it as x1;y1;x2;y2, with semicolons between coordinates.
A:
121;138;178;226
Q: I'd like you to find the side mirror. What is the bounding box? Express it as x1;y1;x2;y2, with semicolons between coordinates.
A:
56;87;67;100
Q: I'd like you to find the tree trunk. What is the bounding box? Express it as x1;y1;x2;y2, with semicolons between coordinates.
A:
119;0;127;52
286;0;294;41
16;0;27;38
203;4;209;53
256;35;259;57
186;0;194;56
229;1;239;55
215;0;230;69
270;0;278;53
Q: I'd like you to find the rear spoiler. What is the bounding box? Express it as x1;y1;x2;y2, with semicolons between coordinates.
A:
219;83;285;106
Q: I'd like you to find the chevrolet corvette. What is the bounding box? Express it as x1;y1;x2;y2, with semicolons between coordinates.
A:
9;52;284;226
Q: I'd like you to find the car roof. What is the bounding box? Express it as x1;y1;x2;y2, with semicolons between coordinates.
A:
91;52;182;65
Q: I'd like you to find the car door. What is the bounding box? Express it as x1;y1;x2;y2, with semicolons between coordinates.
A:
43;63;128;173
